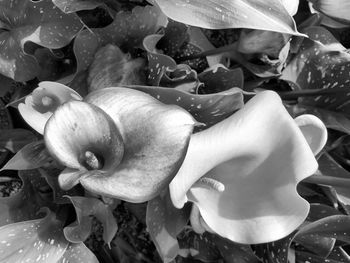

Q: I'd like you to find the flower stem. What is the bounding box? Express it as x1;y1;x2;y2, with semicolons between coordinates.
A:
278;87;346;100
303;174;350;188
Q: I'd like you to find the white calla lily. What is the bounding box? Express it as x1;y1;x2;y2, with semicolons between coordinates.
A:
170;91;327;244
18;81;82;134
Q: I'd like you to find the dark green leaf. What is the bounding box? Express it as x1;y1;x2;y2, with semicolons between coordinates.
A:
0;141;52;171
0;129;37;153
0;0;83;81
146;192;191;263
64;196;118;246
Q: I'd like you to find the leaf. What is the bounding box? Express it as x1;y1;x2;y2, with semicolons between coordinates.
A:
213;236;258;263
128;85;244;129
0;141;52;171
53;0;115;13
146;192;191;262
198;65;244;94
58;242;99;263
252;232;295;263
177;230;222;262
94;5;168;49
143;34;177;85
0;209;98;263
309;0;350;24
152;0;302;35
0;0;83;81
40;168;82;205
318;152;350;206
295;250;349;263
0;73;16;97
87;44;146;92
286;104;350;134
64;196;118;246
0;170;46;227
69;4;167;82
281;27;350;115
0;129;37;153
296;215;350;244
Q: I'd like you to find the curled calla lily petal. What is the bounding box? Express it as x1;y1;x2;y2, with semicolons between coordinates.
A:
170;91;327;244
18;81;82;134
45;100;124;177
294;114;327;155
280;0;299;16
46;87;196;202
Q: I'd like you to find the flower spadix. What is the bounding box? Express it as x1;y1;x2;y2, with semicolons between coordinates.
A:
170;91;327;244
45;87;196;202
18;81;82;134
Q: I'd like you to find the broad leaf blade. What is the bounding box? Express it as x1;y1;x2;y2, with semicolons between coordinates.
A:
0;141;52;171
146;192;191;262
0;210;69;263
0;129;37;153
0;0;83;81
152;0;302;35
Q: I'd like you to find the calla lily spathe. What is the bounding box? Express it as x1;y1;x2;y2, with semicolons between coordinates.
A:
44;87;196;202
170;91;327;244
18;81;82;134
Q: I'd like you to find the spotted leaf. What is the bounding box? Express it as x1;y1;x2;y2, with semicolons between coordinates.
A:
128;85;244;129
0;0;83;81
0;170;48;227
177;230;222;262
64;196;118;246
146;192;191;263
296;215;350;244
252;232;295;263
57;242;99;263
52;0;117;13
281;26;350;115
295;248;350;263
70;4;167;82
151;0;302;35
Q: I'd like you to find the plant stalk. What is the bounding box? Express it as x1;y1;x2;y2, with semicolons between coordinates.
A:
304;174;350;188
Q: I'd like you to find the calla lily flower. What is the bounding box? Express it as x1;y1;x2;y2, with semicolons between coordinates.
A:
170;91;327;244
18;81;82;134
44;87;196;202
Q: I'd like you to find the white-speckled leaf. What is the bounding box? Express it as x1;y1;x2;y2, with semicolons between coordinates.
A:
152;0;302;35
64;196;118;246
69;5;167;82
57;242;99;263
296;215;350;244
281;26;350;115
143;34;177;85
252;233;295;263
146;193;191;263
53;0;116;13
128;85;244;129
0;210;69;263
0;0;83;81
0;170;46;227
